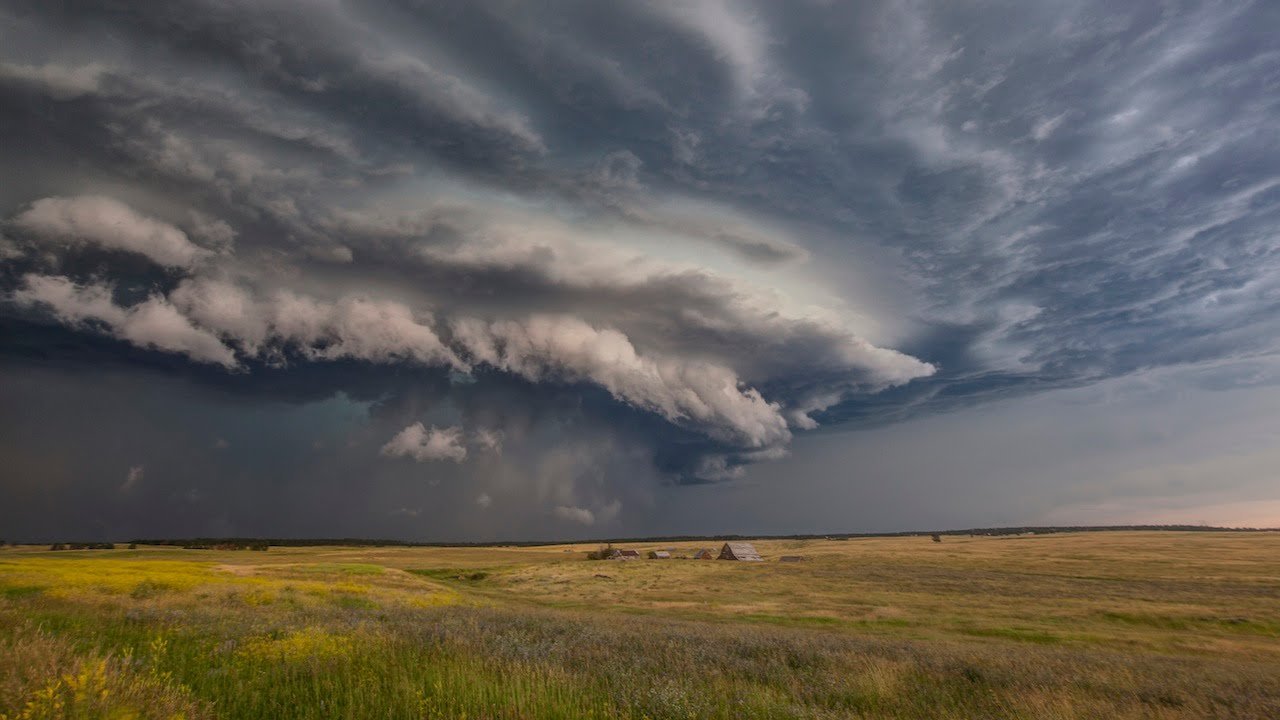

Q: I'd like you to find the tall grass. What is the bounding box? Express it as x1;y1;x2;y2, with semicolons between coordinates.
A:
2;535;1279;718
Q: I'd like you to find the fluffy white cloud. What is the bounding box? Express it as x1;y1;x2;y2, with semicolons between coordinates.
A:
12;273;126;326
13;274;237;367
453;314;791;448
380;423;468;463
170;278;462;369
11;196;210;268
120;297;241;368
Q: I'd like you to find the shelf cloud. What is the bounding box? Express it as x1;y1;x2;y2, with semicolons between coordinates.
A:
2;0;1277;539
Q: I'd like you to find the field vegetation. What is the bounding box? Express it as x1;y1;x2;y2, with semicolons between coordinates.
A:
2;532;1278;718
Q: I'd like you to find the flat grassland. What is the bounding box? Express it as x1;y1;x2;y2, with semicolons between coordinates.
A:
2;532;1278;718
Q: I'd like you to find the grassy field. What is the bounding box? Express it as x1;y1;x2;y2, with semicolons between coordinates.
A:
1;532;1278;719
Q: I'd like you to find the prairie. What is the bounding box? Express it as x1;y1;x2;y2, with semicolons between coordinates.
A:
1;531;1278;719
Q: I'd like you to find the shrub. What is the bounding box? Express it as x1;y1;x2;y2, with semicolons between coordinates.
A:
586;543;615;561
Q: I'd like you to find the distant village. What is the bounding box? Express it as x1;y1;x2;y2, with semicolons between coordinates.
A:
588;541;805;563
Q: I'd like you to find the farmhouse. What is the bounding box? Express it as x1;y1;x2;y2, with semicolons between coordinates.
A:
648;550;671;559
691;548;715;560
718;542;762;561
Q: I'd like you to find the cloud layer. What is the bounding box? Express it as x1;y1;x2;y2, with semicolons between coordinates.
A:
2;0;1277;537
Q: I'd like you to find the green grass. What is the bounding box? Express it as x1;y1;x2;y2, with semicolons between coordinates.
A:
2;532;1280;718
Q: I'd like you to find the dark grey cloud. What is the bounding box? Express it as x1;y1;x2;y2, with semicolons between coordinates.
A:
1;0;1278;538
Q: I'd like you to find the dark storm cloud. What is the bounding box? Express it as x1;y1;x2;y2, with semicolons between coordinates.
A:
1;0;1278;538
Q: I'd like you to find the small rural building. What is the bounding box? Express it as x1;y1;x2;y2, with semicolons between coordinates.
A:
718;542;762;561
648;550;671;559
691;548;715;560
616;549;641;560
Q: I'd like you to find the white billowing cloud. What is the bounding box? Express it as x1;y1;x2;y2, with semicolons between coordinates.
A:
121;297;241;367
12;273;127;327
453;314;791;448
553;504;596;525
292;295;457;366
170;278;462;369
12;274;238;368
475;493;492;509
169;278;268;353
11;196;211;268
380;423;468;463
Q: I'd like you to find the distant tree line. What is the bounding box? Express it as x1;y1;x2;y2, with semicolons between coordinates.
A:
10;524;1266;551
178;541;269;551
49;542;116;550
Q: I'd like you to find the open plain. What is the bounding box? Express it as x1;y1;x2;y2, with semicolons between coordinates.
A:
2;531;1279;719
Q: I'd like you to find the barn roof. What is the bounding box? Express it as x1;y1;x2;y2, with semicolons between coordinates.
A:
719;542;762;561
648;550;671;558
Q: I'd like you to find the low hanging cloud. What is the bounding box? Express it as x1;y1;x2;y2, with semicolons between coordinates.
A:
13;275;238;368
452;314;793;448
10;257;929;475
171;278;462;369
553;500;621;526
553;505;596;526
6;216;928;461
10;196;211;268
380;423;468;463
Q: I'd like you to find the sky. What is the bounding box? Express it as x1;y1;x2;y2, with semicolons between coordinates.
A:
1;1;1278;541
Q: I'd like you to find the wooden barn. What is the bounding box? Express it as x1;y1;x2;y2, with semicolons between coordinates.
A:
616;549;641;560
718;542;762;561
691;548;715;560
648;550;671;559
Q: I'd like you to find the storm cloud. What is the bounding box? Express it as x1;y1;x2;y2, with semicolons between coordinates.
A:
2;1;1278;539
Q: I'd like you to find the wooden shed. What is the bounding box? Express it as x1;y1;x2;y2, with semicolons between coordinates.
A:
648;550;671;559
718;542;762;561
616;549;641;560
691;548;715;560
